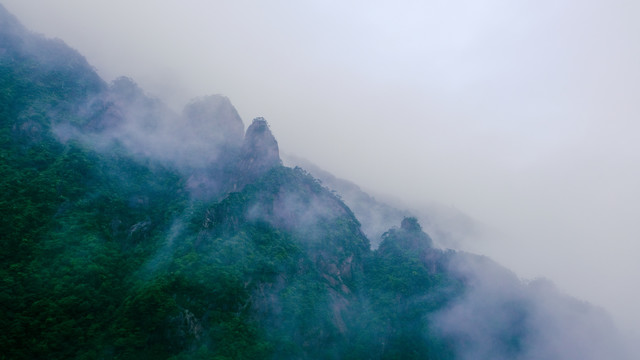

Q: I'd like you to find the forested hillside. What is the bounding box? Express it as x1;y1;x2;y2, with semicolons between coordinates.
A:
0;4;629;359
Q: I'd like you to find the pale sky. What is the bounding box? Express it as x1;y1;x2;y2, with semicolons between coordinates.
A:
4;0;640;339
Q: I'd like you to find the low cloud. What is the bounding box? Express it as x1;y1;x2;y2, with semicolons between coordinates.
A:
432;253;632;360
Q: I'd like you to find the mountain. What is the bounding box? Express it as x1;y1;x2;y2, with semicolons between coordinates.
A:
282;154;410;248
283;155;485;250
0;4;631;359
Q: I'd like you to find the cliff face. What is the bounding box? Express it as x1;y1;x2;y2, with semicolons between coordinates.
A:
228;117;283;189
203;166;370;357
240;117;281;174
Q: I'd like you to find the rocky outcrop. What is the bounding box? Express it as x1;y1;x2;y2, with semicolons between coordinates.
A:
183;95;245;150
238;117;281;180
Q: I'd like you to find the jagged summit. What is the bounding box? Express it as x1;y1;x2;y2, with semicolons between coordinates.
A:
110;76;145;102
2;4;631;359
245;117;272;137
239;117;282;177
183;95;245;148
401;216;422;232
379;217;434;253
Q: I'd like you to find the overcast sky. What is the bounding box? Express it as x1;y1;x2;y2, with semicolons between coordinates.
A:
5;0;639;339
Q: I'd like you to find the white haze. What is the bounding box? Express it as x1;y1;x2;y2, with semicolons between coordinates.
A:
5;0;640;346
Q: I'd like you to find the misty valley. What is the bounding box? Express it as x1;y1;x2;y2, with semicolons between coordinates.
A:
0;4;632;360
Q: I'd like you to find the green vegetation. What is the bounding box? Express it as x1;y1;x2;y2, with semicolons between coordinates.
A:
0;9;468;358
2;5;621;360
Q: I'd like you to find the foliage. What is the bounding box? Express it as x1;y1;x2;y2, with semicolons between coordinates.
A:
0;8;536;359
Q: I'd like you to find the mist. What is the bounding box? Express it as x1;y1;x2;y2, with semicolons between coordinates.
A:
5;0;639;349
433;252;633;359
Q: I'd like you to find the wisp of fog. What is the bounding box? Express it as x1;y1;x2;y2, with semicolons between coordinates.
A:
5;0;639;352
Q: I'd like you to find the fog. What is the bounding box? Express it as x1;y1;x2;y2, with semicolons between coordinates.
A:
434;253;631;360
5;0;639;346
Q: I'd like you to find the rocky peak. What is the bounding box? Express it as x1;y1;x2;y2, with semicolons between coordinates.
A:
183;95;245;149
379;217;433;255
110;76;144;102
238;117;282;177
401;216;422;232
83;77;163;132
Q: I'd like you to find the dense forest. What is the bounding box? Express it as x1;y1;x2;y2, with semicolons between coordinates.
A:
0;4;629;359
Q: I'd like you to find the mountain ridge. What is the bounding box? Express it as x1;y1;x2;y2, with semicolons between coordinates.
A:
0;5;631;359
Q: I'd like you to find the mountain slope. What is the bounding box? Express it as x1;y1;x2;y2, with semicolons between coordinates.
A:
0;4;630;360
283;155;484;251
